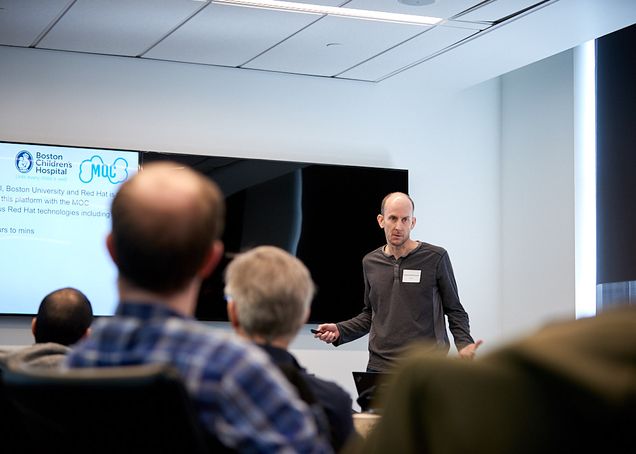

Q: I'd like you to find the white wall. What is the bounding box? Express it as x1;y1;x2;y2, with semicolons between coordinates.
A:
0;43;576;406
0;46;387;167
499;50;576;341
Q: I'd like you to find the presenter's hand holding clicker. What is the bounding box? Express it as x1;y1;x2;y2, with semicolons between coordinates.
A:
313;323;340;344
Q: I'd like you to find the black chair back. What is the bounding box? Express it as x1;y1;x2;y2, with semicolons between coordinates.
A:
2;363;233;454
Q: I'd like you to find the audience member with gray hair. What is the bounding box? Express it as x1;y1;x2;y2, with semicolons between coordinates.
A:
0;287;93;370
225;245;356;452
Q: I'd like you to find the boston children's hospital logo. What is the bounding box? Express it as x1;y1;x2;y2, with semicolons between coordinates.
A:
15;150;34;173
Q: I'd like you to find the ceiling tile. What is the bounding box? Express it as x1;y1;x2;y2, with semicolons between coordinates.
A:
145;3;340;67
0;0;605;85
244;15;426;77
339;25;477;81
0;0;70;46
36;0;202;56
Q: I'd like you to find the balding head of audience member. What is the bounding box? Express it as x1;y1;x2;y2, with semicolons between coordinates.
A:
32;287;93;346
225;246;316;347
107;162;225;297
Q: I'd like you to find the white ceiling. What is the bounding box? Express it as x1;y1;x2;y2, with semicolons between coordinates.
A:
0;0;567;83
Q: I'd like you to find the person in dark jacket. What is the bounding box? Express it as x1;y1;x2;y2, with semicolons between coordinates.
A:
225;245;357;452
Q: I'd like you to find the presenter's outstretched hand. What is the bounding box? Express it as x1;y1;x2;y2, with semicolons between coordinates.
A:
313;323;340;344
458;339;483;360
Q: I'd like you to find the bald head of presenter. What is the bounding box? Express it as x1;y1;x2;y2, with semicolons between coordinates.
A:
314;192;482;372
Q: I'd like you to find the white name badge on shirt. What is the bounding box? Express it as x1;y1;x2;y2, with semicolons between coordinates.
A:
402;269;421;283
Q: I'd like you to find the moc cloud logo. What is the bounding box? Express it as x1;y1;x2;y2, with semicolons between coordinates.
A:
79;155;129;184
15;150;34;173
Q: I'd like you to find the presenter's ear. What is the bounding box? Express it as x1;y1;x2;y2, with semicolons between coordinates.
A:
377;214;385;228
199;240;224;279
31;317;37;337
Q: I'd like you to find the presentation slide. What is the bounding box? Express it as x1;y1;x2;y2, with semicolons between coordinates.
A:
0;142;139;316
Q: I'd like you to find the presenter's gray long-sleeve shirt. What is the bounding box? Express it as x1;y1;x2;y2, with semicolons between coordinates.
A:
335;241;474;372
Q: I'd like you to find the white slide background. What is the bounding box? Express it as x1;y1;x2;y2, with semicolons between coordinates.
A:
0;143;138;315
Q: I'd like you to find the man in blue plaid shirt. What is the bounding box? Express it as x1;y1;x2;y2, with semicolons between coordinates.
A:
66;162;330;453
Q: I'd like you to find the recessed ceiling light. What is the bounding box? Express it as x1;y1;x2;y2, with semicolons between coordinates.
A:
203;0;444;26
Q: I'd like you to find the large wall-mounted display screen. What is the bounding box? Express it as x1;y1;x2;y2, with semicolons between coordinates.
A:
1;143;407;323
0;142;139;316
